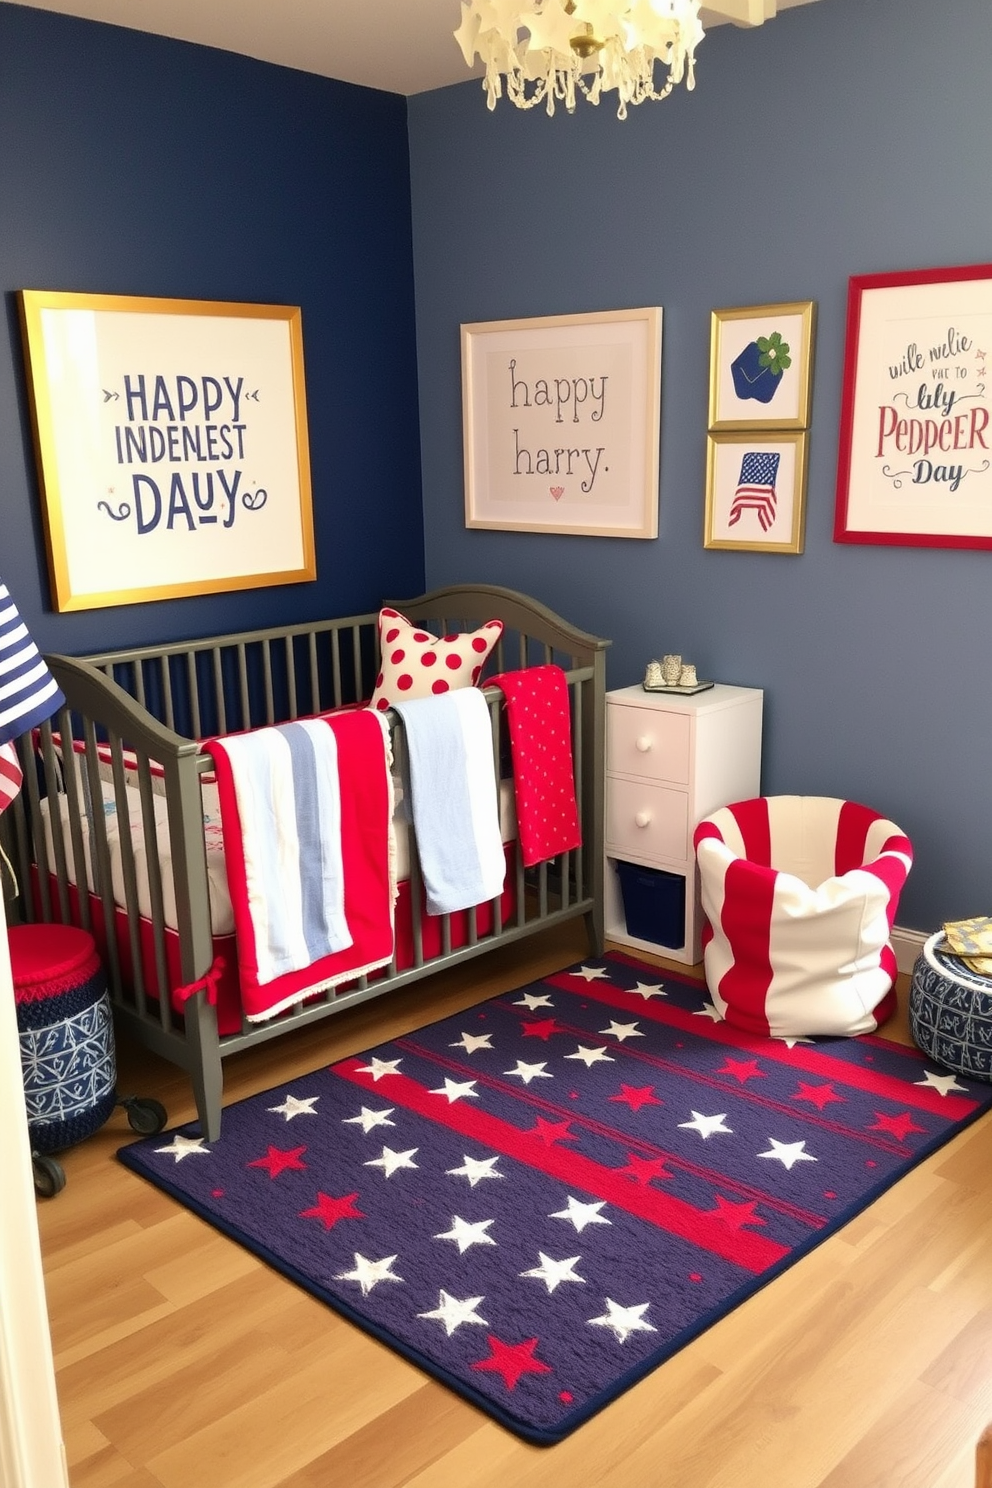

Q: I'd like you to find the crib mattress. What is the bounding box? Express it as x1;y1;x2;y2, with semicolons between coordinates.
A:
40;776;517;938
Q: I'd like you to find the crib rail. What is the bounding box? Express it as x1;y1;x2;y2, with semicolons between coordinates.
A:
1;585;608;1137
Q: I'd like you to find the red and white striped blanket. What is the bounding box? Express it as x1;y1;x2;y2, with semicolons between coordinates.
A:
207;709;395;1021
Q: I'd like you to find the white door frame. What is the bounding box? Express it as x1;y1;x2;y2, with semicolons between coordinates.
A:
0;896;69;1488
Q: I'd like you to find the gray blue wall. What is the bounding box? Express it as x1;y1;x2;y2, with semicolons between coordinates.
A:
408;0;992;931
0;3;425;656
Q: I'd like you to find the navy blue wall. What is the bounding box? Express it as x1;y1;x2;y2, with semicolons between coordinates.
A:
0;3;424;656
4;0;992;932
408;0;992;931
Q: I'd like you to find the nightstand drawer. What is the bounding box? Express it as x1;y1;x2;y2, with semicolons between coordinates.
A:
606;779;689;864
607;704;691;785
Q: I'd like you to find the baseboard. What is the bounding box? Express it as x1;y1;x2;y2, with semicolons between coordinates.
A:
892;925;930;975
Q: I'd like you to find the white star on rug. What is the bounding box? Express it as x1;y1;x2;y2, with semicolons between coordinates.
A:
363;1145;419;1177
334;1252;403;1296
565;1044;615;1067
572;964;610;982
343;1106;396;1133
267;1094;319;1121
916;1069;968;1096
588;1298;657;1344
628;981;667;1000
520;1252;586;1292
678;1111;733;1139
155;1134;210;1163
446;1154;504;1187
694;1002;724;1022
417;1289;489;1335
434;1215;496;1253
550;1196;612;1232
450;1031;494;1054
758;1138;817;1170
599;1020;644;1042
430;1078;480;1103
504;1059;553;1084
775;1035;815;1047
355;1056;403;1081
515;992;554;1010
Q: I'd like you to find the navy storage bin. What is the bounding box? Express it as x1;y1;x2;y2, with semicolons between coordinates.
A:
616;861;685;950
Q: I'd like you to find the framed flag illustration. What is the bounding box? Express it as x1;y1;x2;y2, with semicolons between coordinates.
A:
704;430;808;554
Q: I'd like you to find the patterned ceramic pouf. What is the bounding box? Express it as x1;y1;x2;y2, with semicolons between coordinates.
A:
10;922;117;1153
909;931;992;1083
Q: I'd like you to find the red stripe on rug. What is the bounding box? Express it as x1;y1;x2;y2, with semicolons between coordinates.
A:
398;1036;831;1226
552;967;981;1119
333;1058;790;1274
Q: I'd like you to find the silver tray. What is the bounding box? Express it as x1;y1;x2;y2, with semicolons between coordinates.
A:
642;680;715;695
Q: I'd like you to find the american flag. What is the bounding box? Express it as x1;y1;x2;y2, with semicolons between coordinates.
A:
0;579;65;814
729;450;780;532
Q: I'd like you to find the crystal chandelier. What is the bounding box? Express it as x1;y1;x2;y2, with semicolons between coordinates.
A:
454;0;706;119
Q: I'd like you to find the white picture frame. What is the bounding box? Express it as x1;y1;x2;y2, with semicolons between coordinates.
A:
461;307;662;539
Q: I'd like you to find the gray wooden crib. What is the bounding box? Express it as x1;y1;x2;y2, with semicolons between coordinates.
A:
2;585;609;1137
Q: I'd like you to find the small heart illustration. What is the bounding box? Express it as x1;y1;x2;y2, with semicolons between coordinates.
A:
550;485;565;501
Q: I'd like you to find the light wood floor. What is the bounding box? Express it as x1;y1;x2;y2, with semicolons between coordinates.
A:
37;923;992;1488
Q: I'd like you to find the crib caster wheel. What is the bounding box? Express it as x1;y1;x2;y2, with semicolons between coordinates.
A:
123;1097;168;1135
33;1153;66;1199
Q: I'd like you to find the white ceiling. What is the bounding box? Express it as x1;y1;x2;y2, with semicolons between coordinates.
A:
2;0;822;96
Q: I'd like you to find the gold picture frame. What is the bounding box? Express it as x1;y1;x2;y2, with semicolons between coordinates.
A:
19;290;316;611
708;300;816;431
704;430;808;554
461;306;662;538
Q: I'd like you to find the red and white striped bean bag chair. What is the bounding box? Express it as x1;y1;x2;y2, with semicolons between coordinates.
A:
693;796;913;1038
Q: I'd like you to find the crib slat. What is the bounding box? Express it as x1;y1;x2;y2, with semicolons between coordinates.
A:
186;653;202;740
38;725;73;926
236;643;250;730
135;756;172;1029
57;708;94;934
212;647;227;736
82;718;126;997
107;734;150;1017
330;628;342;711
285;635;298;721
262;640;275;725
158;656;175;732
351;626;364;706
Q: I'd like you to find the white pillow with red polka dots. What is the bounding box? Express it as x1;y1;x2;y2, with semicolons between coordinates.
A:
369;609;504;712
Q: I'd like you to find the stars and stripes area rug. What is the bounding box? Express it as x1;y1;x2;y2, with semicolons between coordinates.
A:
117;952;992;1444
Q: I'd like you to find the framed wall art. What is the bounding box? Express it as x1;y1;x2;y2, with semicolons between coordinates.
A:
704;430;808;554
461;306;662;538
709;301;815;431
834;262;992;548
18;290;316;611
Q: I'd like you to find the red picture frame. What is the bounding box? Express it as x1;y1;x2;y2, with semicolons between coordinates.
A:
834;262;992;548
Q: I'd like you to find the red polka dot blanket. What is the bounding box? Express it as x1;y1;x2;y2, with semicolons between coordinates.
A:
490;664;582;868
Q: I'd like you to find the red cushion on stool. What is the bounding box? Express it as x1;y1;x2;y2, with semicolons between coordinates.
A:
8;923;102;1003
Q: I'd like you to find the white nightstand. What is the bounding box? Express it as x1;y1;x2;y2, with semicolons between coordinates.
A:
604;683;763;965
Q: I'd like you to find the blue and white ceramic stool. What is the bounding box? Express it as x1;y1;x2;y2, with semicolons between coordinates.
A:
909;932;992;1083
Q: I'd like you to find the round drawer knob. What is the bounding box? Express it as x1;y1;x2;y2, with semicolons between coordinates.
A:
634;809;652;828
635;735;652;753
